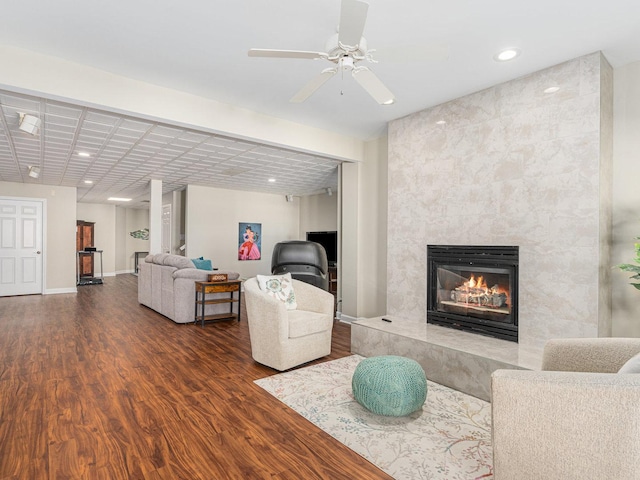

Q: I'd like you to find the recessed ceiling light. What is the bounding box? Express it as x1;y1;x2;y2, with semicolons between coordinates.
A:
494;48;521;62
382;99;395;105
84;180;93;184
435;120;447;125
77;151;91;157
544;86;561;94
108;197;131;202
268;178;276;183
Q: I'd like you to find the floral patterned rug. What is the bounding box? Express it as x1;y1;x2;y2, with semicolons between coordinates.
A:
254;355;493;480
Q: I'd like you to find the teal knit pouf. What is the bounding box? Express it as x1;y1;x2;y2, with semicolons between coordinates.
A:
352;356;427;416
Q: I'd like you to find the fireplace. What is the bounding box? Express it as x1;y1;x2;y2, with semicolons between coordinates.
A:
427;245;519;342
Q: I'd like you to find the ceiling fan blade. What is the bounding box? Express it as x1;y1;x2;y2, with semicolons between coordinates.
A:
290;68;337;103
248;49;326;60
338;0;369;48
352;67;395;105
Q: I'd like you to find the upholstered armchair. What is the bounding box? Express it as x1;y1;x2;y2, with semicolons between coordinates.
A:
244;276;334;371
491;337;640;480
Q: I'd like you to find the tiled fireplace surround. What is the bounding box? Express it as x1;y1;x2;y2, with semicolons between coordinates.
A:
351;52;614;401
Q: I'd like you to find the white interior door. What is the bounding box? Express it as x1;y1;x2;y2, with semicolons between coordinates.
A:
0;198;44;296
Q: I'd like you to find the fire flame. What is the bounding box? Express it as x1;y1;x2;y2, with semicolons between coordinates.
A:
465;275;487;291
447;272;510;309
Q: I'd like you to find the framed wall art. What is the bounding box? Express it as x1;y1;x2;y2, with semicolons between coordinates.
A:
238;222;261;260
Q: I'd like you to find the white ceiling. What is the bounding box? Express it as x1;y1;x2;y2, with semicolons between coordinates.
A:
1;0;639;207
0;90;340;208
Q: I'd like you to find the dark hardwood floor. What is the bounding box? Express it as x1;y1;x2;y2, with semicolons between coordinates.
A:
0;275;392;479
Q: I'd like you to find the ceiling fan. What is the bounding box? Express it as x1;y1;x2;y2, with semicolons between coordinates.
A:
248;0;395;105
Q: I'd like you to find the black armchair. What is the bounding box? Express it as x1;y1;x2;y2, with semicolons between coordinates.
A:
271;240;329;290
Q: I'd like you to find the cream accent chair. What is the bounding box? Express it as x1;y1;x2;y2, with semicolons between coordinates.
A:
491;338;640;480
244;276;334;371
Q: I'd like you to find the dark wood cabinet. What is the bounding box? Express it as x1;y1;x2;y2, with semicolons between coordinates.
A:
76;220;95;278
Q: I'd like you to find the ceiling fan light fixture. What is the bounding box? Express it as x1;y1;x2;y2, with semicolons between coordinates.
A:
340;56;354;70
251;0;394;105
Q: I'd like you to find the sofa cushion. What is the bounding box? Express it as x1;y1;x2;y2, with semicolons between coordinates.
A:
257;273;297;310
145;254;155;263
618;352;640;373
287;310;330;338
192;258;213;270
153;253;170;264
164;255;195;269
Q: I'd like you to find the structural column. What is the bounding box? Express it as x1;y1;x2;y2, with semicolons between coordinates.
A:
149;179;162;254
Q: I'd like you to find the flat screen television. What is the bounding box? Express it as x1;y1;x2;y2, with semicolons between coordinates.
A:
306;231;337;267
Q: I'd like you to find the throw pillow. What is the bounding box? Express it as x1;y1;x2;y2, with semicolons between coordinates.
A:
191;258;213;270
618;352;640;373
257;273;297;310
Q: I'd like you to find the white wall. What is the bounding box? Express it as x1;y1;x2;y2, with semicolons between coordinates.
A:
115;207;127;272
299;193;338;236
0;181;77;292
341;163;359;320
167;190;184;256
339;137;389;321
77;203;116;276
114;207;150;273
185;185;299;279
612;61;640;336
358;136;388;318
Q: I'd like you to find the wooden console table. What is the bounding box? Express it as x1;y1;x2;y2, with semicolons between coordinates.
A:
194;280;242;327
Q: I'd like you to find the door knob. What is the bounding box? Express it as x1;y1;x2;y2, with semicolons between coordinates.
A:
36;251;41;254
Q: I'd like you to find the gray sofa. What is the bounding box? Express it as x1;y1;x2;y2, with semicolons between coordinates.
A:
138;253;240;324
491;337;640;480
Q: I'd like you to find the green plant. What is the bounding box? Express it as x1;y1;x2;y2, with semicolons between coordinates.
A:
618;237;640;291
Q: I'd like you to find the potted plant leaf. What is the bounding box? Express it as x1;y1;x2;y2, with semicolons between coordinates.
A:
618;237;640;291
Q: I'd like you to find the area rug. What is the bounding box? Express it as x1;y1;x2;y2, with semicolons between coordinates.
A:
254;355;493;480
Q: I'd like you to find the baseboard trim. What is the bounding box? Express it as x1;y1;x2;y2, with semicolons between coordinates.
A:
45;287;77;295
338;313;359;324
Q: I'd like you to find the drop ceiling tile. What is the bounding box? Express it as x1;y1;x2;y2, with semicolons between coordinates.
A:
1;88;342;201
119;118;153;133
84;112;121;126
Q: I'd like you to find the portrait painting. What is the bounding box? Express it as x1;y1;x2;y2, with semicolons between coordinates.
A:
238;222;261;261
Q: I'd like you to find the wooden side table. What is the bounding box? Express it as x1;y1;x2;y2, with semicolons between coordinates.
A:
194;280;242;327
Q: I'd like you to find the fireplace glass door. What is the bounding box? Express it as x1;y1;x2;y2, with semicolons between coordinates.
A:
436;265;511;322
427;245;518;342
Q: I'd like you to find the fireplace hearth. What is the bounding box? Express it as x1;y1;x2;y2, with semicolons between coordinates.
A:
427;245;519;342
